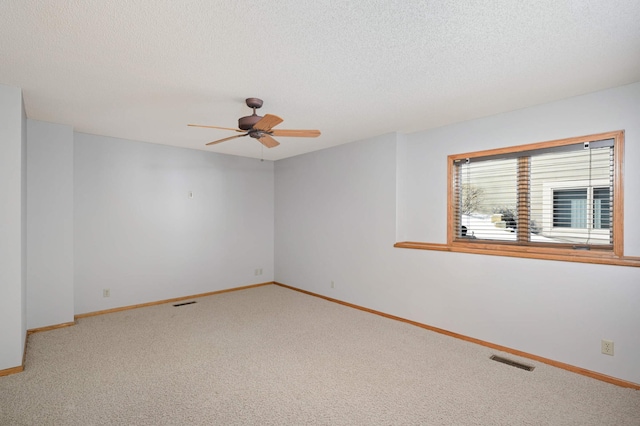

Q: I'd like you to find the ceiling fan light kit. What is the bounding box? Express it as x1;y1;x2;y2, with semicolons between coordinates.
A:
189;98;321;149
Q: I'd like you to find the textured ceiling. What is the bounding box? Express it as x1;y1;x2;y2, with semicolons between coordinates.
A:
2;1;640;160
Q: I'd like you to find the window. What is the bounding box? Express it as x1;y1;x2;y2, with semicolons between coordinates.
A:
552;187;610;229
553;188;588;228
448;131;624;258
593;187;611;229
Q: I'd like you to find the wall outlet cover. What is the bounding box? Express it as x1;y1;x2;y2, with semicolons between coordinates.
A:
601;339;614;356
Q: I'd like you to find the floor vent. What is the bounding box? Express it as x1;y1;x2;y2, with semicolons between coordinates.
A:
173;301;196;307
490;355;535;371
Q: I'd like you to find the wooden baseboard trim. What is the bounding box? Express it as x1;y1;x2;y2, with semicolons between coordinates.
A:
75;282;274;320
27;321;76;335
274;282;640;390
0;365;24;377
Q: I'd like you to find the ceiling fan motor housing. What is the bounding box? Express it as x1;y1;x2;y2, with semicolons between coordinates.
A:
238;114;263;130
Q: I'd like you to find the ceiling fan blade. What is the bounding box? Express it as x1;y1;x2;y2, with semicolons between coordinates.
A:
206;134;248;145
253;114;283;132
188;124;244;133
270;129;321;138
258;134;280;148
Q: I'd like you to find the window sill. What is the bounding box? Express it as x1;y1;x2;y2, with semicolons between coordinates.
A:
394;241;640;267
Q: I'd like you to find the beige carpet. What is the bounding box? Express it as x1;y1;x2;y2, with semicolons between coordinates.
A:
1;284;639;425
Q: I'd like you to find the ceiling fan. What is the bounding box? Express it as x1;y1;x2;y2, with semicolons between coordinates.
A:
188;98;321;148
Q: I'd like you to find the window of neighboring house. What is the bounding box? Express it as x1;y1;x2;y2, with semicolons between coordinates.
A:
552;187;611;229
593;187;611;229
553;188;589;228
448;131;624;258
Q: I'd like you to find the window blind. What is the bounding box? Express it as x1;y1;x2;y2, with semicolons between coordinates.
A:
454;140;614;247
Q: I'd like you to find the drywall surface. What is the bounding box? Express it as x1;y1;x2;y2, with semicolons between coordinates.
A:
27;119;75;329
0;84;26;370
74;133;274;314
275;132;400;308
274;83;640;384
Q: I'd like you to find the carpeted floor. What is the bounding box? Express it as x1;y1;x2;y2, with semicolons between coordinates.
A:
1;284;639;425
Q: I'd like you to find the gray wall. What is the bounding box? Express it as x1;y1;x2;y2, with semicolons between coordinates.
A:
73;133;275;314
27;120;75;329
23;123;275;323
275;82;640;384
0;84;26;370
21;89;26;354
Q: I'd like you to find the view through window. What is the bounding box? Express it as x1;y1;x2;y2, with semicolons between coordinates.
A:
450;131;623;252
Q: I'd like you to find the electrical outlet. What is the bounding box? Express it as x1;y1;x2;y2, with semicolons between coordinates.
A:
331;280;335;289
103;289;110;298
254;268;263;276
601;339;614;356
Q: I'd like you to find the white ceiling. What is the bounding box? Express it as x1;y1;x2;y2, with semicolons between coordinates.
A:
2;1;640;161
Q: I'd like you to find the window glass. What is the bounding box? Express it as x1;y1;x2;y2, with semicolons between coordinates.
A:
457;158;517;240
452;135;616;248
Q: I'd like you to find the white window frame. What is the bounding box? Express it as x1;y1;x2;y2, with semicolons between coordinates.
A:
543;180;610;243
